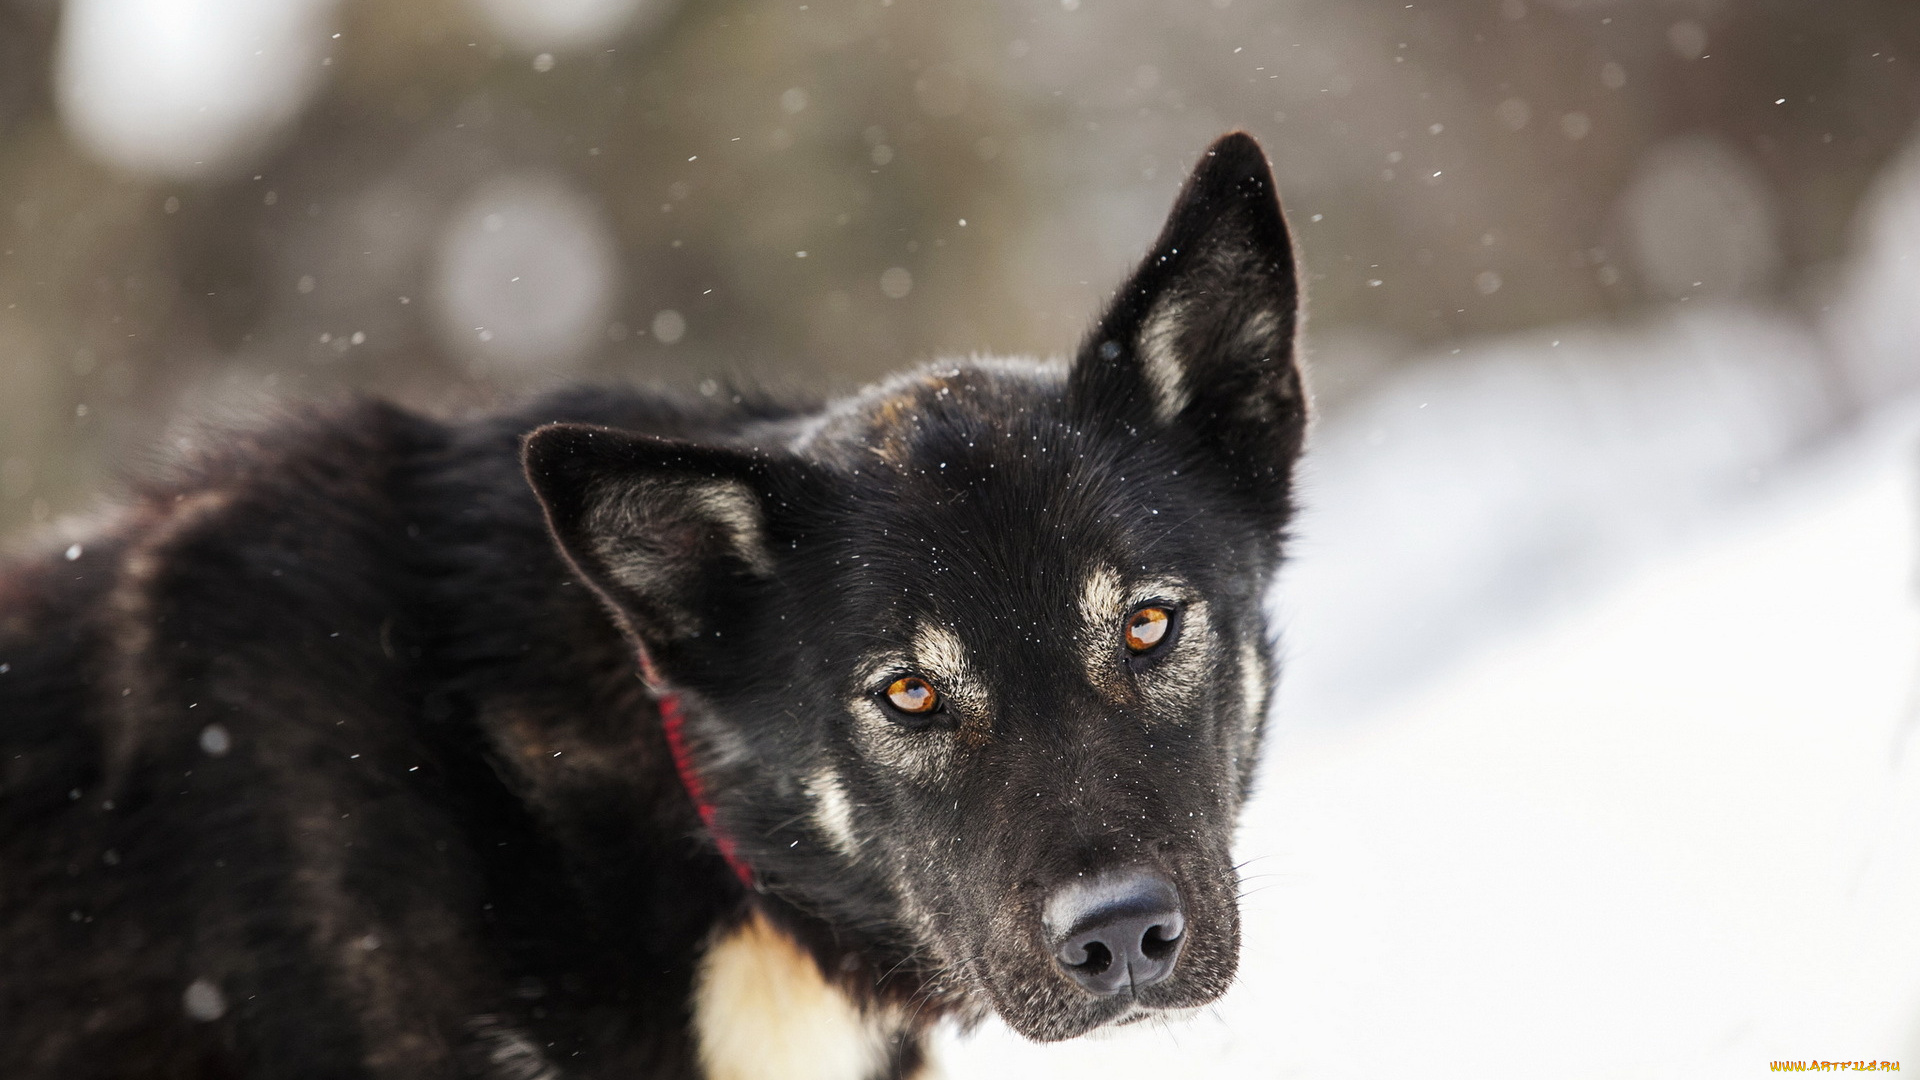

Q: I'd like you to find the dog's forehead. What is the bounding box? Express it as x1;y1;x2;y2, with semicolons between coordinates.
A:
812;365;1196;645
791;361;1059;465
854;365;1146;502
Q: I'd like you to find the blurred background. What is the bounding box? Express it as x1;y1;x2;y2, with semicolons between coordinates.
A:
5;0;1920;1075
3;0;1918;535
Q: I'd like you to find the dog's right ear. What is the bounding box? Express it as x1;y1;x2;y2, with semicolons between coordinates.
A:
523;424;789;663
1070;132;1306;518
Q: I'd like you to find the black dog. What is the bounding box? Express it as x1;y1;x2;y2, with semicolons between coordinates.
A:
0;132;1305;1079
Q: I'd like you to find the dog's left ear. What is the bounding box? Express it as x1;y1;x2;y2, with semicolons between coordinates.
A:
523;423;794;669
1070;132;1306;512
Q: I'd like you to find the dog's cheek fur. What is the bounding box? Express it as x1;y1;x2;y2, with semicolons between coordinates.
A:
802;767;863;860
1233;630;1275;798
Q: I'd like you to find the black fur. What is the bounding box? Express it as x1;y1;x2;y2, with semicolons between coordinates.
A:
0;133;1305;1077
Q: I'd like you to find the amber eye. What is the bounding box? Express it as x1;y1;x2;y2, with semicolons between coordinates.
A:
884;676;939;714
1124;607;1172;653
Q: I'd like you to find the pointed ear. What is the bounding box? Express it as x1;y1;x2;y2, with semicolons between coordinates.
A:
1070;132;1306;506
522;423;785;659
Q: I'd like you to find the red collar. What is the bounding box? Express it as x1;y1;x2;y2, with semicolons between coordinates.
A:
656;691;754;887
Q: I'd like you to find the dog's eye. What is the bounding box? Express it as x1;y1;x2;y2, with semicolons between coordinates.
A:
884;676;939;714
1124;607;1172;653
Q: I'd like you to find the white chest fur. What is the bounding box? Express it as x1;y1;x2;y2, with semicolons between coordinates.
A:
693;910;910;1080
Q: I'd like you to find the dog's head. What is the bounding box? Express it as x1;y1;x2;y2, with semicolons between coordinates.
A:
524;133;1304;1041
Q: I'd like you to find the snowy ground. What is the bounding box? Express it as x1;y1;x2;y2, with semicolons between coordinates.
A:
936;379;1920;1079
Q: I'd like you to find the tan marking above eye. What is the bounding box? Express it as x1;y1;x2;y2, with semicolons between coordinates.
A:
884;676;939;714
1124;607;1171;652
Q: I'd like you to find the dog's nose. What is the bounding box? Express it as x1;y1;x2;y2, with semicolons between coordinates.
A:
1043;869;1185;996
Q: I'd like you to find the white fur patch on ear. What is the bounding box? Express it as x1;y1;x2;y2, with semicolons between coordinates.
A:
804;768;862;859
1236;307;1283;357
582;475;773;634
694;911;901;1080
1136;301;1190;425
689;481;775;575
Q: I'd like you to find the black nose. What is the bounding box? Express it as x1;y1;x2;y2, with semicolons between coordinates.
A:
1042;869;1186;996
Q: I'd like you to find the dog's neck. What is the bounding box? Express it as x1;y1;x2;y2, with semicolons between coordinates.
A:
631;637;755;887
656;690;755;887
